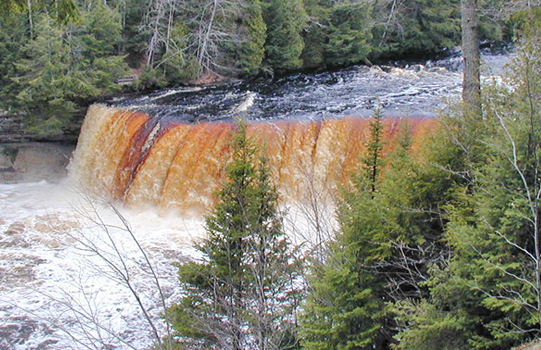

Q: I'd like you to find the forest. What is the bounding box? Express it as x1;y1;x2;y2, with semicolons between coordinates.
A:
0;0;515;135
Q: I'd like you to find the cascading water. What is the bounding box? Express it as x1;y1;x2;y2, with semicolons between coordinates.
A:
70;105;435;213
0;50;511;349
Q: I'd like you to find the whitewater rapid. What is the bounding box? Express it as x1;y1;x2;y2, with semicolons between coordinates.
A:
0;179;330;349
0;179;206;349
109;50;511;123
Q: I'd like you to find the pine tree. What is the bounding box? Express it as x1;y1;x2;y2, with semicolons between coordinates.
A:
170;123;302;350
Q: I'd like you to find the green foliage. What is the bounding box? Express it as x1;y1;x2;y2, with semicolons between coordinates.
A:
1;145;19;163
0;0;79;23
302;0;374;68
392;298;472;350
263;0;307;72
232;0;267;76
372;0;461;58
323;1;373;66
393;15;541;349
301;109;471;349
170;123;302;349
118;0;151;68
6;3;128;135
0;14;27;111
135;66;168;90
301;115;400;349
362;109;384;193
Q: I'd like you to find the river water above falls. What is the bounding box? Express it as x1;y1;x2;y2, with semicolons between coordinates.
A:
109;50;510;122
0;50;512;349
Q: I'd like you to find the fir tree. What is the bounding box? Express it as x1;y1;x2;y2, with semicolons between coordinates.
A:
233;0;267;76
262;0;307;72
170;122;302;350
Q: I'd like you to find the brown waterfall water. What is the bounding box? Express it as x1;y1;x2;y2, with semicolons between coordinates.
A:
70;104;435;214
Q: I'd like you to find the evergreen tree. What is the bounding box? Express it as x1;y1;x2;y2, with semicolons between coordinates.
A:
302;0;374;68
0;14;27;113
301;0;328;68
393;12;541;349
262;0;307;72
234;0;267;76
301;112;390;350
0;0;79;23
323;0;373;67
170;123;302;350
11;4;127;135
12;16;78;134
301;113;459;349
372;0;461;58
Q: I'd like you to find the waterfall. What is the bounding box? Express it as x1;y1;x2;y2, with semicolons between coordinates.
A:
70;104;434;214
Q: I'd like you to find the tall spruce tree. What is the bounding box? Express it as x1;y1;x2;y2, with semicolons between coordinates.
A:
300;111;390;350
301;113;458;349
262;0;307;72
170;123;302;350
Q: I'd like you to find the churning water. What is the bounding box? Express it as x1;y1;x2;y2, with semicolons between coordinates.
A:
0;180;205;349
110;50;511;122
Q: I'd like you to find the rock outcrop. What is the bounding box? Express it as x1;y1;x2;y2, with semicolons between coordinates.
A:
0;110;83;144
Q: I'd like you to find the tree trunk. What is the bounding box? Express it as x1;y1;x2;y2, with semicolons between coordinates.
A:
27;0;33;39
461;0;481;114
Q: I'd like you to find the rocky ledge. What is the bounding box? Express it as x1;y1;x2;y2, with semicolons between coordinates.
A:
0;111;82;144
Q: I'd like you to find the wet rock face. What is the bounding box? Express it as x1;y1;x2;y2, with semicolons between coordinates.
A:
0;143;75;183
0;113;26;143
0;110;83;144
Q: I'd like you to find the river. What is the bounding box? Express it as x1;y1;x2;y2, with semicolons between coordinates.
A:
110;49;510;122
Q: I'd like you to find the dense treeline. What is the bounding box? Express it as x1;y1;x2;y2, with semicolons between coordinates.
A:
0;0;513;135
168;9;541;350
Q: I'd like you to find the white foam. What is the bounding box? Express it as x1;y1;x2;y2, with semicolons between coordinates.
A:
0;181;325;349
0;180;205;349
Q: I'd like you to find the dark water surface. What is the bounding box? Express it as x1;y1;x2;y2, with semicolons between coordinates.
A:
109;50;511;122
